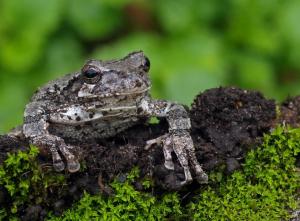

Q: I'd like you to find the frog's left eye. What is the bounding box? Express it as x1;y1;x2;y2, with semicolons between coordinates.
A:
82;66;100;79
142;56;150;72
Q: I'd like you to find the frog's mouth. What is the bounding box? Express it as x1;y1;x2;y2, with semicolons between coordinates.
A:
78;84;151;99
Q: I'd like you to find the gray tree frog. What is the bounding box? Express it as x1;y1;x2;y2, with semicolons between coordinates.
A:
23;51;208;186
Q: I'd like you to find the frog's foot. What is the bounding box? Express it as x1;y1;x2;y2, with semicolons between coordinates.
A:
67;159;80;173
145;135;174;170
145;132;207;187
175;132;208;185
194;165;208;184
145;134;168;150
168;134;193;186
32;135;80;173
57;144;80;173
50;148;80;172
51;149;65;172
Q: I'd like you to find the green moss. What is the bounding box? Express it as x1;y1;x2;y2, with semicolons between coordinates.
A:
0;209;7;221
1;126;300;220
46;168;182;221
0;146;66;219
188;126;300;220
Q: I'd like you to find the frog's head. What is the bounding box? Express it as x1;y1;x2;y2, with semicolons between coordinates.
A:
78;51;151;98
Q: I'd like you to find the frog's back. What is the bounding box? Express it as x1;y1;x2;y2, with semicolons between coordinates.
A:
31;72;80;102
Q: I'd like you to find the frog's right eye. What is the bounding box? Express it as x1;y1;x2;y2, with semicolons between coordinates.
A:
82;66;100;79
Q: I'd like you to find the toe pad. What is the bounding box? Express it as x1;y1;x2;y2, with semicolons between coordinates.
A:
67;160;80;173
53;161;65;172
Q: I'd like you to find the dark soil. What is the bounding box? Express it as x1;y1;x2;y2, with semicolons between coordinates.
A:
0;86;290;220
280;95;300;168
0;134;29;165
190;87;277;172
280;96;300;128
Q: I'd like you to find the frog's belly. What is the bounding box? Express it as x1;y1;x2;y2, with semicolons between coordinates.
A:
48;116;140;141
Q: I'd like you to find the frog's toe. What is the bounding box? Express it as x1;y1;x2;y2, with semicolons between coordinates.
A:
196;172;208;184
53;160;65;172
67;159;80;173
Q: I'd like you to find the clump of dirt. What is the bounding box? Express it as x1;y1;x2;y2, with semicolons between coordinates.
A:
80;121;195;190
0;135;29;164
190;87;277;172
279;95;300;168
280;96;300;128
81;122;169;182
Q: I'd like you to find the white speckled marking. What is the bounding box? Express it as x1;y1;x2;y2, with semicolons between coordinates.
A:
78;83;96;97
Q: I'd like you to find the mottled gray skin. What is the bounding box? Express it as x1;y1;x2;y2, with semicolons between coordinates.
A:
23;51;208;186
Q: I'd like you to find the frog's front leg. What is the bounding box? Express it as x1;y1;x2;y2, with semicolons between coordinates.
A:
140;98;208;186
23;101;80;172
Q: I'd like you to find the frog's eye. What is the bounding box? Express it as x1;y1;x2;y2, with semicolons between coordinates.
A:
142;56;150;72
82;66;100;79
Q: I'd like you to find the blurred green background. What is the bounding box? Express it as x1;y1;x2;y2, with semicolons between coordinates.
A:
1;0;300;133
